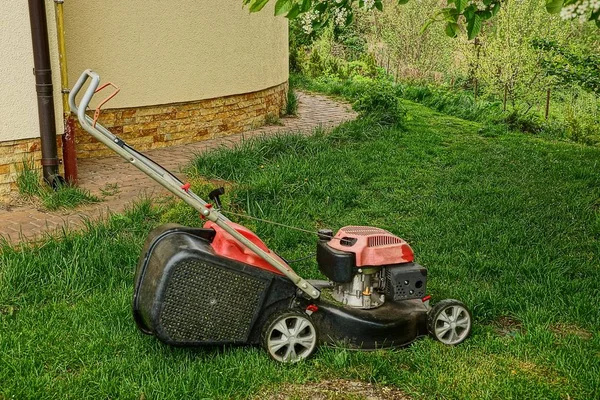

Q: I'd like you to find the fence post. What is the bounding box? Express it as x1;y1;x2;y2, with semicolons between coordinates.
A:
545;88;551;120
503;85;508;112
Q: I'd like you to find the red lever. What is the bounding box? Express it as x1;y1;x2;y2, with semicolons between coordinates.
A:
92;82;120;127
306;304;319;315
181;183;191;191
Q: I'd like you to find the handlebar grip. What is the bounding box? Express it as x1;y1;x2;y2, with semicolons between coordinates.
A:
68;69;100;115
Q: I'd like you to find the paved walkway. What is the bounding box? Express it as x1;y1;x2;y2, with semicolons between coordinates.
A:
0;91;356;244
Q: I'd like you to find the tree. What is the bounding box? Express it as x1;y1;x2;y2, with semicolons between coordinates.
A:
243;0;600;39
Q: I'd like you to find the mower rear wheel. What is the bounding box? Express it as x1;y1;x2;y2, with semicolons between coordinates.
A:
262;310;317;363
427;299;472;345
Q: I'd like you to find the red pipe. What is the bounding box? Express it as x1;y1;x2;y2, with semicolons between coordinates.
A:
62;115;78;183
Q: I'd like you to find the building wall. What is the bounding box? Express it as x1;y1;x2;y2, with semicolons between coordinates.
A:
64;0;288;108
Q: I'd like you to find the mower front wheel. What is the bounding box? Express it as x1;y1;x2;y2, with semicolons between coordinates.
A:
262;310;318;363
427;299;472;345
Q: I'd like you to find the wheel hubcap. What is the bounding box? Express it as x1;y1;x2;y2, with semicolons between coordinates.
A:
434;305;470;345
267;315;316;363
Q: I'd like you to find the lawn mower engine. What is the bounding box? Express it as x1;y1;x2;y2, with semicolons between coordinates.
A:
317;226;427;309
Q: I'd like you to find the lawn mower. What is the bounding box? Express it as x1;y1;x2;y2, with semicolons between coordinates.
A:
69;69;472;363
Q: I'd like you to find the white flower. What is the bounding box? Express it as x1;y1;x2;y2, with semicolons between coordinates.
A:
468;0;486;11
363;0;375;9
300;11;317;34
559;0;594;21
333;7;348;26
560;4;577;20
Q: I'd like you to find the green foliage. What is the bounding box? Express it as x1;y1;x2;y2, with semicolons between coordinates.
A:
292;23;376;80
533;38;600;94
245;0;600;41
471;0;568;112
565;109;600;144
561;90;600;144
334;19;369;61
371;0;460;81
353;81;406;126
546;0;565;13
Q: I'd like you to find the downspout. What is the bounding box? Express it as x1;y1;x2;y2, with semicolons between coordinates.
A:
54;0;78;183
27;0;60;185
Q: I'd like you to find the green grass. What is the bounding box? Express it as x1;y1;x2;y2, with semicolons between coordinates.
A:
286;88;299;116
14;160;100;211
40;182;101;211
2;100;599;399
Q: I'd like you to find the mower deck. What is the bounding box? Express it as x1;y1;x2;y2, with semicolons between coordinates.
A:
309;298;428;349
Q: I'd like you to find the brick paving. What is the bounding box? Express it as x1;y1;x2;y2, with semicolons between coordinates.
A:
0;91;356;244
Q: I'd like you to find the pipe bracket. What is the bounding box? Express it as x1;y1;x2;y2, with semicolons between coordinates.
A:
40;157;59;166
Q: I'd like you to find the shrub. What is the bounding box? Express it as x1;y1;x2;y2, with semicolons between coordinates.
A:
353;81;406;126
565;108;600;145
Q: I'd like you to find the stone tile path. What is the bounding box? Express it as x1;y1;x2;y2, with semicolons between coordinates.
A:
0;91;356;244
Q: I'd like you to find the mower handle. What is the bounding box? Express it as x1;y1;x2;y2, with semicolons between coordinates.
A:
69;68;99;116
68;69;321;300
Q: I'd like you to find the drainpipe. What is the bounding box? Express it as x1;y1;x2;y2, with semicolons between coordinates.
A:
28;0;60;185
54;0;78;183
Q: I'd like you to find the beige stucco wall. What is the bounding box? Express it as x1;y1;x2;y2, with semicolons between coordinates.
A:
64;0;288;109
0;3;62;142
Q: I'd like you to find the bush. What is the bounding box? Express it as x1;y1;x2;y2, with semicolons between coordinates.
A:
503;111;544;134
353;81;406;126
565;109;600;145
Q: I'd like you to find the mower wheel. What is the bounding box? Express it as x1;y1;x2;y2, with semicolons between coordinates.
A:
262;310;318;363
427;299;472;345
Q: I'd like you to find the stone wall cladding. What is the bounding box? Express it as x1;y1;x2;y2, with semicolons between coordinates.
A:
0;137;63;199
0;82;286;199
74;82;288;159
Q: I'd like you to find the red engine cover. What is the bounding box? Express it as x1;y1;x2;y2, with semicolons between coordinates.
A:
203;221;286;275
327;226;414;267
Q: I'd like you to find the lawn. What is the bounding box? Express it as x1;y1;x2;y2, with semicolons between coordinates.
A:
1;100;599;399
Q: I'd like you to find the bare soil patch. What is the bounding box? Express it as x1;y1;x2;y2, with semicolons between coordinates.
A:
256;379;411;400
492;316;525;337
549;323;592;340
